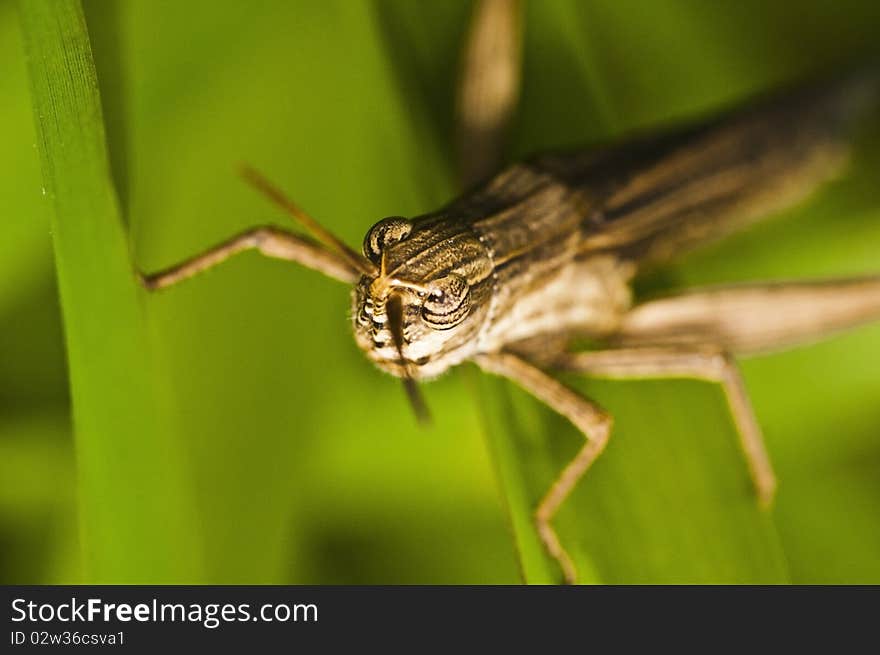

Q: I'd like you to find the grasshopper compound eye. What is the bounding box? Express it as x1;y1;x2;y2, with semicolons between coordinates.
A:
363;217;413;265
421;274;470;330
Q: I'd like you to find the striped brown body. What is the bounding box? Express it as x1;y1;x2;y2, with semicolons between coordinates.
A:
352;73;874;380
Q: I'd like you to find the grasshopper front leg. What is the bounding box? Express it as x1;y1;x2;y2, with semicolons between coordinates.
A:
475;351;613;584
139;168;375;290
139;225;360;291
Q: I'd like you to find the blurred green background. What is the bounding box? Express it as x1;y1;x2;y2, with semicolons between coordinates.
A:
3;0;880;584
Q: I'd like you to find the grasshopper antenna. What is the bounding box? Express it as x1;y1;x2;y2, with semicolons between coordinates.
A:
239;164;377;277
387;293;431;424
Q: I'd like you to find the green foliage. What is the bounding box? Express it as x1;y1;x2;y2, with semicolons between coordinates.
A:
4;0;880;584
17;0;202;582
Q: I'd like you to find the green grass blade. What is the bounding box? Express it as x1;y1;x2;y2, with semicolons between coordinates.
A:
17;0;202;581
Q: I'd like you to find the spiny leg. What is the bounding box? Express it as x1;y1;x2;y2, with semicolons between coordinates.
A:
456;0;523;187
139;225;360;291
475;351;612;584
551;347;776;507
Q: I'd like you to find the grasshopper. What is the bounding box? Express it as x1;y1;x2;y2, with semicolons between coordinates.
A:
140;0;880;583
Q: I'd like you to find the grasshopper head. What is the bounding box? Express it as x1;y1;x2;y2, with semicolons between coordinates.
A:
352;216;494;380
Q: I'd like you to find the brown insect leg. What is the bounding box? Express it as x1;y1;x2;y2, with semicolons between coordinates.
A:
138;225;360;291
552;347;777;508
456;0;523;187
475;351;612;584
613;275;880;356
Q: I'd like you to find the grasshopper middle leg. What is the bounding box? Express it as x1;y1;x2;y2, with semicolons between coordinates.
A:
508;274;880;581
456;0;523;187
551;346;777;507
